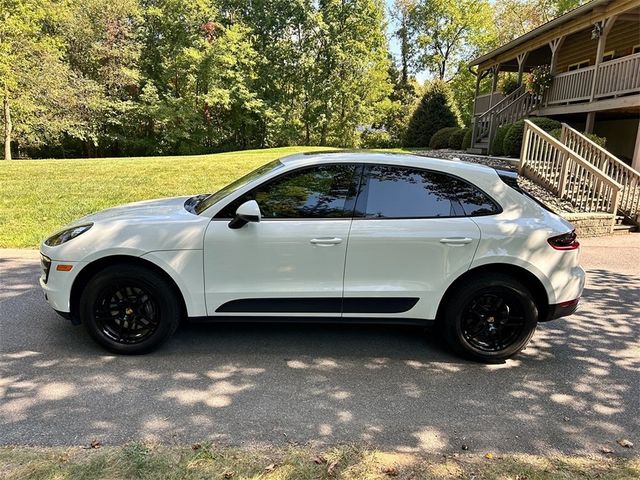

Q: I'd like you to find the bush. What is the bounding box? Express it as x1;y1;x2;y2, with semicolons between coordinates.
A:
462;128;472;150
490;124;512;156
403;80;461;147
430;127;460;149
448;128;468;149
503;117;562;157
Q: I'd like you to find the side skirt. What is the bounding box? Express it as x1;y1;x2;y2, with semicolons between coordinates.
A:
187;316;435;327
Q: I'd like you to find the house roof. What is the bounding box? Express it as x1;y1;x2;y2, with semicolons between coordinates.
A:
469;0;611;67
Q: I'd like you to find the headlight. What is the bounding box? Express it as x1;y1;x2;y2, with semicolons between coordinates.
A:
44;224;93;247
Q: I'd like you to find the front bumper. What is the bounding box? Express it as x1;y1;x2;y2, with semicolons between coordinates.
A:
39;254;81;315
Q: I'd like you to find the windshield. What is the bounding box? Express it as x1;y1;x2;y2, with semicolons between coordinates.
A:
194;159;284;215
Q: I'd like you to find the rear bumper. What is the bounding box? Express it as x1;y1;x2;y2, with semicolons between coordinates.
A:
542;298;580;322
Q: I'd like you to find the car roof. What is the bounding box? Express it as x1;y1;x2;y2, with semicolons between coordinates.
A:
278;151;497;177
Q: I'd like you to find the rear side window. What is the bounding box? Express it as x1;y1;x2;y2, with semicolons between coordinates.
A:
357;165;499;219
216;164;360;219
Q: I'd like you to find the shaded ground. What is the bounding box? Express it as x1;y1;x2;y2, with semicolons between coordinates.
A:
0;236;638;457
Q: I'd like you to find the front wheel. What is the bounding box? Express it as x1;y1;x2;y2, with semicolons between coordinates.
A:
441;274;539;363
78;264;181;354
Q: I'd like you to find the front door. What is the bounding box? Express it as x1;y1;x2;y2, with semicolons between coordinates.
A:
203;163;361;316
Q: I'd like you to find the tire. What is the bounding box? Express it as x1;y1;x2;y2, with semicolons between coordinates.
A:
441;273;538;363
78;263;181;354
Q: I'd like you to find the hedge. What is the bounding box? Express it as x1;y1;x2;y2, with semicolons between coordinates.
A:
448;128;468;149
490;124;512;156
549;128;607;148
430;127;460;149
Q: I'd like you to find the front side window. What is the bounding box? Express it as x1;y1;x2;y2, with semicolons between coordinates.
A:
216;164;360;219
357;165;499;219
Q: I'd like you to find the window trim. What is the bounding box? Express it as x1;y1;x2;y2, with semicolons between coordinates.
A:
567;59;590;72
352;164;502;220
602;50;615;62
633;45;640;54
213;163;364;221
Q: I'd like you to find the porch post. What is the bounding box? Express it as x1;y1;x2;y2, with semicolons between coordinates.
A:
549;36;565;75
585;112;596;134
517;52;529;85
489;65;500;107
590;16;617;101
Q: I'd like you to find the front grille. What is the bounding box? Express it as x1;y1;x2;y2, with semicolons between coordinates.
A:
41;255;51;284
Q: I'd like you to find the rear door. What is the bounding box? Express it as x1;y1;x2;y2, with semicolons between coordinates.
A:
343;164;498;321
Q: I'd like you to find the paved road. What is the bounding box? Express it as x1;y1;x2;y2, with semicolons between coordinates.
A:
1;237;638;456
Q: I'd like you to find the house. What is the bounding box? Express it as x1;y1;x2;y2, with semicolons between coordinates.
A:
468;0;640;170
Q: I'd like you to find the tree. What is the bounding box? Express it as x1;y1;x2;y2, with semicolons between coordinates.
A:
403;80;460;147
408;0;496;81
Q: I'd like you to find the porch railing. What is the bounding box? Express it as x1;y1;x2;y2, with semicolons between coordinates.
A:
546;66;595;105
519;120;622;231
594;52;640;99
561;124;640;224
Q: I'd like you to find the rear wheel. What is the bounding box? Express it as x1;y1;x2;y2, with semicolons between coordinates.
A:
79;264;181;354
441;274;538;363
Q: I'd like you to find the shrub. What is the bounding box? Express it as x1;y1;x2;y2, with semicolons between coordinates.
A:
526;65;553;95
490;124;512;156
448;128;469;149
430;127;460;149
462;128;472;150
503;117;562;157
403;80;461;147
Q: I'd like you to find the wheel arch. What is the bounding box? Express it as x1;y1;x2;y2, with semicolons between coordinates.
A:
436;263;550;325
69;255;188;323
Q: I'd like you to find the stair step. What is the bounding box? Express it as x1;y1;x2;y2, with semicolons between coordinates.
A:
612;225;637;235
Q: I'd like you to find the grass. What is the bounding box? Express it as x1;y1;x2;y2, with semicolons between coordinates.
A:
0;146;335;248
0;443;637;480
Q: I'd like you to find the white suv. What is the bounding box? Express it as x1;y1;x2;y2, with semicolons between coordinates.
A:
40;152;585;362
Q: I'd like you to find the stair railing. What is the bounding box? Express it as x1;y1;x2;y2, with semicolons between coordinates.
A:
560;124;640;225
471;85;525;146
519;120;622;232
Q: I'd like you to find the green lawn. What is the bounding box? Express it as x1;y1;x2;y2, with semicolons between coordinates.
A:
1;443;637;480
0;147;335;248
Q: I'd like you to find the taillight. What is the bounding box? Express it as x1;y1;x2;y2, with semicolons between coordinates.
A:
548;230;579;250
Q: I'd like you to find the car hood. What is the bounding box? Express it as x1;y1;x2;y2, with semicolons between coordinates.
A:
74;196;194;225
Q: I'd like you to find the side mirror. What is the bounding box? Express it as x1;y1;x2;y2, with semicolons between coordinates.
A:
229;200;261;229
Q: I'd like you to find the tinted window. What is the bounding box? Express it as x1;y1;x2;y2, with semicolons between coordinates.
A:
217;164;359;219
359;165;498;218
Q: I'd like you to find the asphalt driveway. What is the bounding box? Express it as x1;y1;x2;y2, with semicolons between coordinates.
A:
0;236;638;456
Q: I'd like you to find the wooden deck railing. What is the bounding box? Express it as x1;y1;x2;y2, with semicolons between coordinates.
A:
519;120;622;231
472;86;525;144
594;53;640;99
546;67;595;105
561;124;640;224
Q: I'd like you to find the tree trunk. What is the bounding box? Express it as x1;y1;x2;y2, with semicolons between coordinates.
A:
3;88;12;161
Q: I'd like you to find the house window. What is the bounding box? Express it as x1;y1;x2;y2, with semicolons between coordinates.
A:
633;45;640;54
602;50;615;62
568;60;590;71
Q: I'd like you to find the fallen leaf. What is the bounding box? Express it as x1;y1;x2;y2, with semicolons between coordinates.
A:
617;438;633;448
191;443;201;450
382;465;398;476
82;439;102;449
484;453;494;460
601;447;614;454
313;455;327;464
264;463;277;472
327;460;339;475
223;471;234;479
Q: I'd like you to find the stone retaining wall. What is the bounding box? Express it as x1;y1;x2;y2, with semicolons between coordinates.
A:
562;213;614;237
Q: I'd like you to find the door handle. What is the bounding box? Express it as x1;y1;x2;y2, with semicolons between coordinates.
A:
310;237;343;246
439;237;473;245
